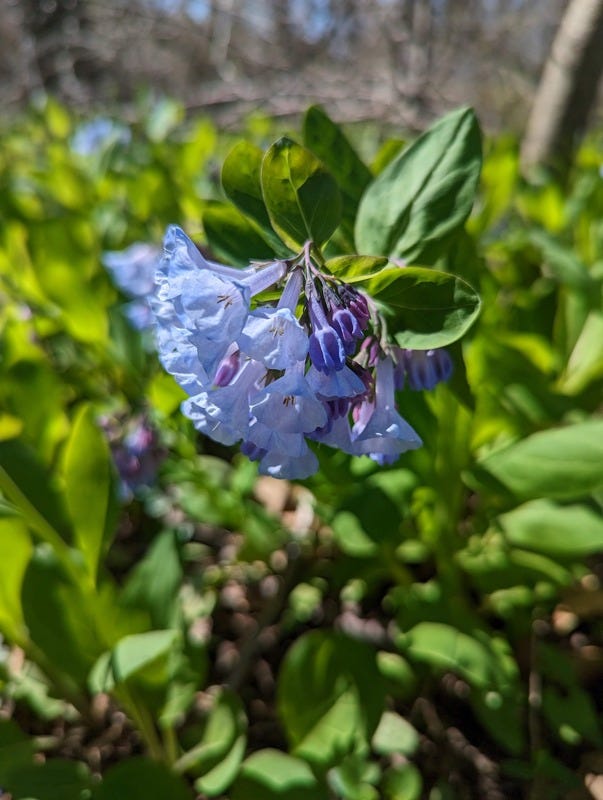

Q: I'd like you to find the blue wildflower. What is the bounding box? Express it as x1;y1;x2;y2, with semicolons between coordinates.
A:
146;224;446;479
352;356;422;462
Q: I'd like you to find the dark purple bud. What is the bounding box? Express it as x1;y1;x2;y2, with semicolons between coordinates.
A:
331;308;362;343
213;347;240;387
307;288;346;372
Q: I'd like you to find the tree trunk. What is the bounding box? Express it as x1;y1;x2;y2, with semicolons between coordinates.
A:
520;0;603;176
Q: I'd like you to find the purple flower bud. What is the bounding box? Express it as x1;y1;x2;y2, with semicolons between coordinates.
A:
213;346;240;387
331;308;362;344
307;287;346;373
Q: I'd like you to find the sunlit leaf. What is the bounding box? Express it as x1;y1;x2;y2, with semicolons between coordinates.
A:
360;265;481;348
261;137;341;248
356;106;482;263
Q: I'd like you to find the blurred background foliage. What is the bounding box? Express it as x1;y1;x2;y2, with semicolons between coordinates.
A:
1;1;603;799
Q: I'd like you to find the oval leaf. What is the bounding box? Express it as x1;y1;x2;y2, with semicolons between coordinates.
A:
303;105;372;236
231;749;328;800
499;500;603;557
261;137;341;248
325;255;388;283
479;420;603;500
62;404;116;580
277;631;385;766
361;265;481;348
355;107;482;263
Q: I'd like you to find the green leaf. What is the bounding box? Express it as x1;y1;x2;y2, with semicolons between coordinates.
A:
355;106;482;263
303;106;372;234
231;750;328;800
202;201;280;266
404;622;505;690
94;757;192;800
0;516;32;642
372;712;419;756
3;758;93;800
61;404;116;581
498;499;603;557
22;549;102;685
382;764;423;800
529;228;594;290
178;689;246;796
558;311;603;395
277;631;385;766
0;719;35;786
261;137;342;248
0;438;72;543
543;685;603;747
222;141;286;254
120;529;183;628
479;420;603;500
89;630;179;692
325;255;388;283
360;265;481;348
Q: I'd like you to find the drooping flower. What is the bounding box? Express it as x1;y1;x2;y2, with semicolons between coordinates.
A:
145;224;446;479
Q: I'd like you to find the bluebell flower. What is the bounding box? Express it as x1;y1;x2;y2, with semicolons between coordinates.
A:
352;357;422;462
146;224;446;479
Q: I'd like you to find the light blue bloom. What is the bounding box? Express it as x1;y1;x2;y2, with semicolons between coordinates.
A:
182;359;265;445
238;307;308;369
305;363;366;399
102;243;160;330
257;441;319;480
352;357;422;461
250;364;327;435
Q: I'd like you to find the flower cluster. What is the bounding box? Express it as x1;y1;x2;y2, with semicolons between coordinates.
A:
144;225;453;480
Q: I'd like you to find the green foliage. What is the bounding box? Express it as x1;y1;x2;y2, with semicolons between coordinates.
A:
0;96;602;799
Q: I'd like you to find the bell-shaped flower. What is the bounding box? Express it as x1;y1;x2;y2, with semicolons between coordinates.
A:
182;359;265;445
307;285;346;373
250;363;327;435
238;307;308;369
352;356;422;460
257;441;319;480
305;363;366;400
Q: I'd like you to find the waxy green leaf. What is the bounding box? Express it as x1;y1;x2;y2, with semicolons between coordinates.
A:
303;105;372;238
222;141;290;256
361;265;481;348
355;106;482;263
261;137;341;248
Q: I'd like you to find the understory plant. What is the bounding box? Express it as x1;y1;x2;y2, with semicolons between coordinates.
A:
0;98;602;800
